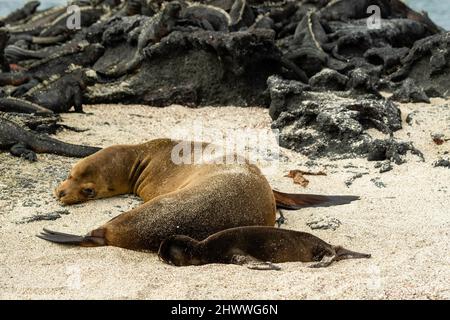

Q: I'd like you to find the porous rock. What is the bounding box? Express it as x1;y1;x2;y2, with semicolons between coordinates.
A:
270;78;404;159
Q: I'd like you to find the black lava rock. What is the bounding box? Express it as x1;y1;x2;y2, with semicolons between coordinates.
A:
390;78;430;103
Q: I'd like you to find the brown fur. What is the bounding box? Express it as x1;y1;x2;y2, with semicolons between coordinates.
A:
40;139;359;252
158;226;371;268
52;139;276;251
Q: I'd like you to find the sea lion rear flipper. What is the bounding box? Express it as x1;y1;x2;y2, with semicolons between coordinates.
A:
309;246;371;268
273;190;360;210
231;254;281;271
334;246;371;261
37;228;106;247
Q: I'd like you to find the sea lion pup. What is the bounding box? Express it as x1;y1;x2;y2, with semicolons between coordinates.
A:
38;139;359;251
158;226;371;269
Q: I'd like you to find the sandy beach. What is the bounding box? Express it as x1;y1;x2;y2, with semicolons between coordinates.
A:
0;101;449;299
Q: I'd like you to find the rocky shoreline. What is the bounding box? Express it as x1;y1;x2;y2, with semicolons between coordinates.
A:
0;0;449;164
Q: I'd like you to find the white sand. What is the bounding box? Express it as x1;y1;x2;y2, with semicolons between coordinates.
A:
0;101;449;299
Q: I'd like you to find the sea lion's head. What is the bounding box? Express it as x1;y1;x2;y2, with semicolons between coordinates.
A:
55;147;131;205
158;235;201;266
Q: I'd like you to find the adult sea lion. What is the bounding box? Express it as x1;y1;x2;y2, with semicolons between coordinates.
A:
158;226;371;269
38;139;359;251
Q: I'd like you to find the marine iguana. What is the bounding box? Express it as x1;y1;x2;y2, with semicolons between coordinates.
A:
88;29;282;106
0;1;41;26
4;34;103;65
229;0;255;30
39;6;105;37
7;6;68;37
101;1;182;77
4;45;48;63
10;78;41;97
319;0;442;34
179;3;231;32
324;18;432;62
0;116;101;161
283;10;328;79
24;68;97;113
119;0;156;16
26;42;105;80
249;14;275;31
9;34;71;46
0;97;53;115
0;72;29;87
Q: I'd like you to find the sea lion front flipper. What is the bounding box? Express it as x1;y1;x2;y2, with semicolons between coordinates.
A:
231;254;281;271
275;209;286;228
308;255;336;268
246;262;281;271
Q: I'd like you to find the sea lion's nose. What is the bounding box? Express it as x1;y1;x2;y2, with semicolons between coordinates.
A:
58;190;66;198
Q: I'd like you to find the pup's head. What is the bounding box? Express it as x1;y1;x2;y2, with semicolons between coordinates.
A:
158;235;201;267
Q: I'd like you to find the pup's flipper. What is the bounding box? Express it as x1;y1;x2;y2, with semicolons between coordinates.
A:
334;246;371;260
309;247;371;268
231;254;281;271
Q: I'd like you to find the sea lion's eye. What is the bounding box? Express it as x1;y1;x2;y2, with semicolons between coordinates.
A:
82;188;96;198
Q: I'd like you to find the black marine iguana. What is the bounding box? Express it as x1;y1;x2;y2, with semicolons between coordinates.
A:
0;1;40;26
101;1;182;77
23;68;97;113
26;41;105;80
6;5;68;37
319;0;442;34
0;97;53;115
0;72;31;86
0;116;101;161
179;3;231;32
